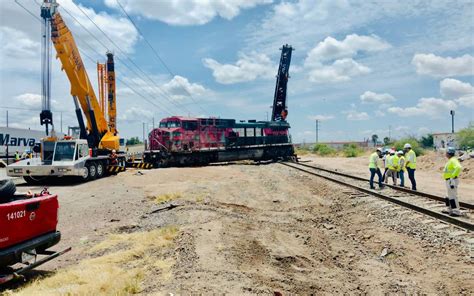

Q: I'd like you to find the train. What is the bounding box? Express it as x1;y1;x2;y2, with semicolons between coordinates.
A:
142;44;296;167
143;116;295;167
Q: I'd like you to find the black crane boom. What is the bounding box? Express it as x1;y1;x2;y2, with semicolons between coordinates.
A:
271;44;293;122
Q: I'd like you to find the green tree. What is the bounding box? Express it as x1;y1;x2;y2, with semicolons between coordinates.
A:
343;143;363;157
420;134;433;148
393;137;424;155
371;134;379;146
383;137;391;146
457;123;474;149
126;137;142;145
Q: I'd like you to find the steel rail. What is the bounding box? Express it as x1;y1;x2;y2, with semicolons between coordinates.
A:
293;161;474;210
281;162;473;232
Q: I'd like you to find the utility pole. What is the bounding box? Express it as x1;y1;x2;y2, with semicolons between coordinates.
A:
315;120;319;144
60;112;63;133
388;125;392;141
450;110;455;133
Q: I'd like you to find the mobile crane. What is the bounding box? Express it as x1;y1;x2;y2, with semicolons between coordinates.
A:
7;0;125;183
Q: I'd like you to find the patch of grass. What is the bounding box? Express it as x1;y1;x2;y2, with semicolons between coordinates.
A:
312;143;336;156
149;192;182;204
343;143;363;157
295;147;310;156
7;226;179;296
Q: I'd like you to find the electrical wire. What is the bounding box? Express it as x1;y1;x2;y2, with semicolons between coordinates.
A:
71;1;194;115
116;0;208;115
15;0;172;117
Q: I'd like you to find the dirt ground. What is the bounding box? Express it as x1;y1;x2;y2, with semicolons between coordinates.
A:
2;163;473;295
303;151;474;204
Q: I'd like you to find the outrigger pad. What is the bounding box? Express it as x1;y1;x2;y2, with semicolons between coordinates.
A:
125;162;152;169
107;165;126;173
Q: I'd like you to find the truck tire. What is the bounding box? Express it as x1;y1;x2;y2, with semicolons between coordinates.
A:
0;180;16;201
80;165;90;182
96;161;105;179
88;162;97;180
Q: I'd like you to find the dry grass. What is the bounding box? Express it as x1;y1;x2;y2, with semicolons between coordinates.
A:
148;192;182;204
6;226;179;296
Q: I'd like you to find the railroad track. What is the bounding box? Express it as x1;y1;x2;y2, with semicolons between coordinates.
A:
281;161;473;232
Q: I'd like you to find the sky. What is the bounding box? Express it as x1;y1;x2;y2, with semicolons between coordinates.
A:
0;0;473;143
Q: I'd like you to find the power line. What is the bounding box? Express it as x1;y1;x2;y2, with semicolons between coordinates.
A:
70;1;193;116
55;4;176;115
18;0;172;117
115;0;208;115
14;0;41;21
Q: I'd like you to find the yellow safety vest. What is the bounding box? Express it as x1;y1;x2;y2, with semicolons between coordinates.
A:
406;150;416;169
369;152;379;169
399;156;406;172
443;157;462;180
389;155;399;170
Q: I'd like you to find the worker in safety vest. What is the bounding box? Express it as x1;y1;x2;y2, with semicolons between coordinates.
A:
369;148;384;189
404;143;417;190
386;150;399;185
442;147;463;216
382;150;390;182
14;151;20;162
397;150;406;187
110;149;118;165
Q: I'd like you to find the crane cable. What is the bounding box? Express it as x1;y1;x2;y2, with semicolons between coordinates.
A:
116;0;208;115
15;0;172;118
70;1;195;116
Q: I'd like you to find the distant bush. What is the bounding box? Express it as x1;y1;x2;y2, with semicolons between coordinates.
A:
312;143;336;156
343;143;363;157
420;134;433;148
393;137;424;156
457;123;474;149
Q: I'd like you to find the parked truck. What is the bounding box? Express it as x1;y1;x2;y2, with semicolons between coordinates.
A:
7;0;125;183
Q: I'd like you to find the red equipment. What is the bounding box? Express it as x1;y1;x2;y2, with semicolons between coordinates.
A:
0;188;70;285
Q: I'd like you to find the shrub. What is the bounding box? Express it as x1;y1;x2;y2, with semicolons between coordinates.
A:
312;143;336;156
457;123;474;149
420;134;433;148
343;143;362;157
393;137;424;156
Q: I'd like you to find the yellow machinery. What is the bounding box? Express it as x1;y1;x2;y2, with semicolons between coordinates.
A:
41;0;119;151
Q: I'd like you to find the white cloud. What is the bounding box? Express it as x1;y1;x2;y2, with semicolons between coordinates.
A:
307;114;334;121
374;110;386;117
440;78;473;98
344;110;369;121
0;26;38;59
203;52;275;84
388;97;457;118
105;0;272;26
457;94;474;108
15;93;58;109
305;34;390;65
307;58;371;83
360;91;395;104
412;53;474;77
120;106;153;122
303;34;389;83
162;75;210;101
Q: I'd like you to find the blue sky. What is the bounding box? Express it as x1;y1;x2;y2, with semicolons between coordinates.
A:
1;0;473;143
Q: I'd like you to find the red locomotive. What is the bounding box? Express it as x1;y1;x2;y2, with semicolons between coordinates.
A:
143;45;295;167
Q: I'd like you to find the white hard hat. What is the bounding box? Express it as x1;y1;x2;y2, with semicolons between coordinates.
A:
404;143;411;149
376;148;383;152
390;149;395;154
112;149;116;153
397;150;403;155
